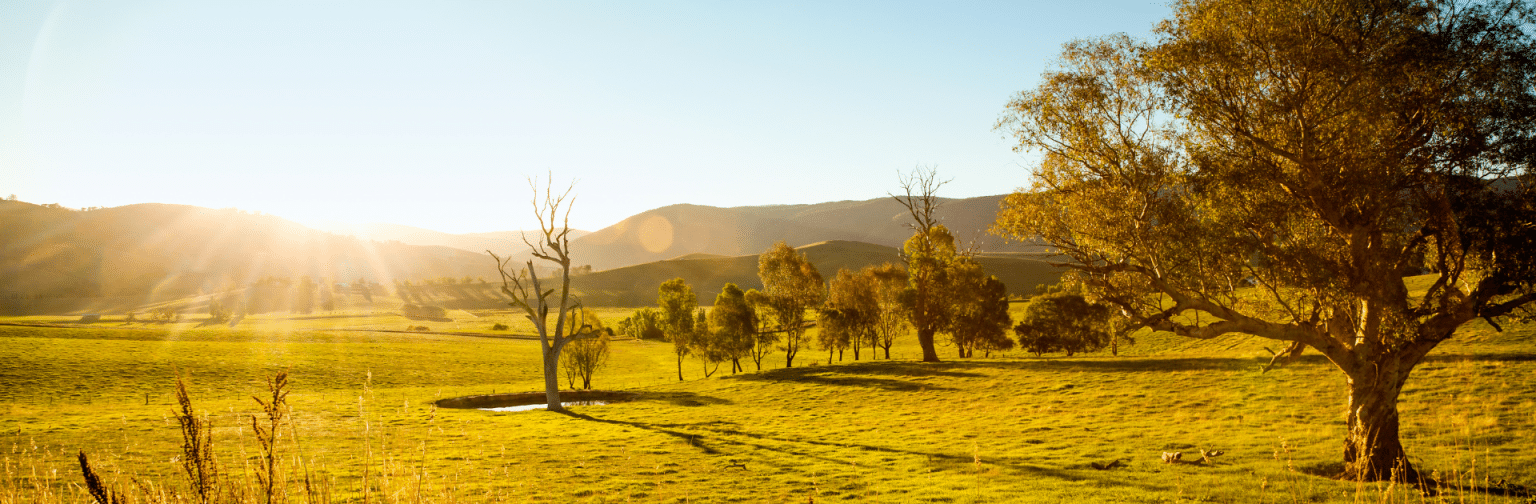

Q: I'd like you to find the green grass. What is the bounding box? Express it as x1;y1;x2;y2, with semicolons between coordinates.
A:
2;306;1533;503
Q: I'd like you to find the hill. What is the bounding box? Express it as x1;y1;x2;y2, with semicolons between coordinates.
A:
0;200;501;314
0;195;1058;314
559;194;1050;271
309;221;589;256
566;240;1062;306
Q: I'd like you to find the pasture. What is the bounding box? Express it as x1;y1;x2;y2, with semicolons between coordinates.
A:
1;306;1532;503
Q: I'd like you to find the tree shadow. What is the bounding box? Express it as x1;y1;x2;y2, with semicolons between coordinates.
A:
286;313;390;321
938;357;1264;373
557;409;1167;491
627;391;735;407
402;315;453;322
554;410;735;455
725;363;963;392
1423;352;1536;363
1298;461;1532;498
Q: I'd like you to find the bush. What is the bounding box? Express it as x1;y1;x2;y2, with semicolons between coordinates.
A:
406;325;430;332
1013;291;1114;357
400;304;448;319
491;323;509;331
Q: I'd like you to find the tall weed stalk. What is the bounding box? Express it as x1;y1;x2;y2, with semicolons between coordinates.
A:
176;374;220;504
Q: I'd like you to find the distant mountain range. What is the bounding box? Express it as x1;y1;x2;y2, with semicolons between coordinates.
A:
0;194;1057;314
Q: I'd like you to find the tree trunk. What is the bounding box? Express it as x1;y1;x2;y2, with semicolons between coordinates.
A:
883;345;891;359
542;346;563;412
676;354;685;382
1342;364;1419;482
917;328;939;362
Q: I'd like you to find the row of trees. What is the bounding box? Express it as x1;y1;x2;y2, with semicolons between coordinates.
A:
636;227;1035;380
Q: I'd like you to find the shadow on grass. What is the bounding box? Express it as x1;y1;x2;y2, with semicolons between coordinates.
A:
557;408;1168;492
555;410;732;455
402;315;454;322
628;391;734;407
723;361;984;391
1298;461;1533;498
285;313;393;321
1422;352;1536;363
955;357;1264;373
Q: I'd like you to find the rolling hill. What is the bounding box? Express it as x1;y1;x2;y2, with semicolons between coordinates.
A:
329;240;1064;311
0;200;501;314
558;194;1049;271
309;221;589;257
565;240;1062;307
0;194;1058;314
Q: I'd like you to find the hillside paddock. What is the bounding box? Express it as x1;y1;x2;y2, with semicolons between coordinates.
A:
0;305;1532;503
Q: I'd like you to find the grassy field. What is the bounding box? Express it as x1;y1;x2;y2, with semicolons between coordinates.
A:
1;303;1533;503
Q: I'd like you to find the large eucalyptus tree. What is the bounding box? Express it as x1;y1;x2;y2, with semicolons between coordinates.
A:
996;0;1536;482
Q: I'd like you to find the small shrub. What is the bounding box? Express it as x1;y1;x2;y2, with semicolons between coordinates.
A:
150;308;181;323
401;304;448;319
491;323;509;331
407;325;430;332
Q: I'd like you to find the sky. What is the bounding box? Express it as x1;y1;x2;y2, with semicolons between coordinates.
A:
1;1;1170;234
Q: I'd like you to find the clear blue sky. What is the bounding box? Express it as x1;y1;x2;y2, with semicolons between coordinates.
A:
1;1;1170;233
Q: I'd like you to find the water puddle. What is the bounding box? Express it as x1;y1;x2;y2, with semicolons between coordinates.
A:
480;401;609;412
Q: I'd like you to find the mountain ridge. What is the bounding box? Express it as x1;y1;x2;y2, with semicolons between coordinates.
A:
0;194;1054;314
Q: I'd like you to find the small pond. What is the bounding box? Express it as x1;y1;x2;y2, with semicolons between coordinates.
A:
434;391;636;412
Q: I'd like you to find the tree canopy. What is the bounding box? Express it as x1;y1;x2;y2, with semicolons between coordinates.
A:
946;261;1013;358
819;268;877;363
1013;290;1114;357
757;241;825;368
709;283;758;374
995;0;1536;482
658;277;697;381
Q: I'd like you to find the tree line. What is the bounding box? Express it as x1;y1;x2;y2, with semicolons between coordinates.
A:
614;215;1124;381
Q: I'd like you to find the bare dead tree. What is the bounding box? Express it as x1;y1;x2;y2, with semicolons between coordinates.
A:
890;166;949;236
489;175;600;412
890;166;952;362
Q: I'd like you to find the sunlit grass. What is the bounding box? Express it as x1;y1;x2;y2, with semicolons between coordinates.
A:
1;304;1532;502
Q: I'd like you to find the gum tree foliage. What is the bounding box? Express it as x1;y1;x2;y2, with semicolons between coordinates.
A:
658;277;697;381
818;268;877;363
560;308;610;390
743;288;779;370
490;177;603;412
757;241;825;368
618;308;666;341
946;261;1014;358
866;263;911;359
708;283;758;373
994;0;1536;482
1013;290;1114;357
691;308;729;378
